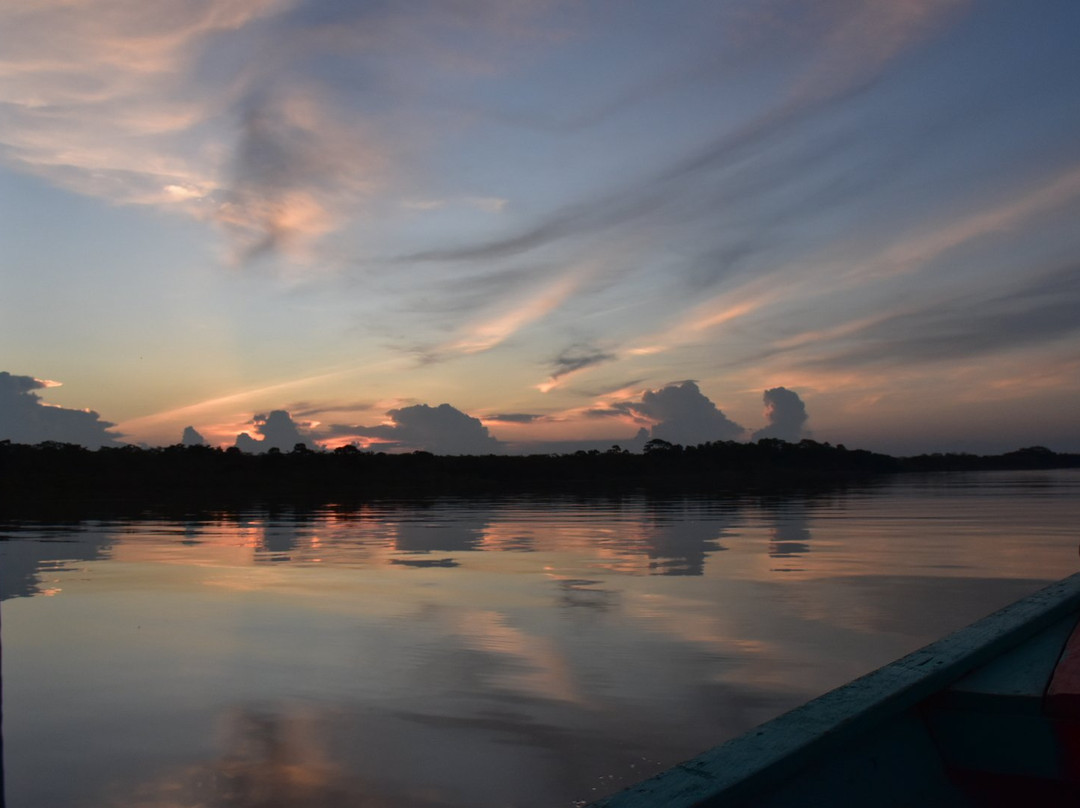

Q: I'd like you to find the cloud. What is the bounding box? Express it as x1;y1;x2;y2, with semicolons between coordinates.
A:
808;262;1080;370
851;164;1080;282
403;1;968;268
0;0;555;263
537;344;616;393
582;407;631;419
0;371;121;448
286;400;375;419
218;86;378;263
751;387;809;442
628;381;744;446
181;425;207;446
571;379;647;398
437;272;583;358
484;413;540;424
234;410;317;453
114;366;368;441
0;1;284;207
403;196;508;213
626;286;784;358
340;403;502;455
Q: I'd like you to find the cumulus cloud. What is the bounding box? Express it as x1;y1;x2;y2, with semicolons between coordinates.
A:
181;425;207;446
752;387;809;443
234;410;317;453
343;403;501;455
628;381;743;446
0;371;121;448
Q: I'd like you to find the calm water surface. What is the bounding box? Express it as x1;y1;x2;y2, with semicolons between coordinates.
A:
2;470;1079;807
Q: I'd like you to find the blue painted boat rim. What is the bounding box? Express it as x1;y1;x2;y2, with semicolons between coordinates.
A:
591;572;1080;808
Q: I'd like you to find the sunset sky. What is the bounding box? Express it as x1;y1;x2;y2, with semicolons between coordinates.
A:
2;0;1079;454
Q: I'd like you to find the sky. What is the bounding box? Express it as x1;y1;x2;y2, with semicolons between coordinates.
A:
2;0;1080;455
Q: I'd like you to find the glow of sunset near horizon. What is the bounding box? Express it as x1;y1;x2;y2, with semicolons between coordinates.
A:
2;0;1080;455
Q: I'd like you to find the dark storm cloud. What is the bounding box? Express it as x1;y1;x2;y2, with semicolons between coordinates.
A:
811;263;1080;369
0;371;121;448
234;410;317;453
752;388;809;443
348;403;502;455
629;381;744;446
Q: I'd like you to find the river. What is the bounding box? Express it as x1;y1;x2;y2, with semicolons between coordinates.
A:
2;469;1079;807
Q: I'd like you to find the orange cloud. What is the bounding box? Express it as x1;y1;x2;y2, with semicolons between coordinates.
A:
627;285;785;357
443;271;582;356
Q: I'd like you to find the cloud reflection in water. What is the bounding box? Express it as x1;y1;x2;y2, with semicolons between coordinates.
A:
2;474;1080;806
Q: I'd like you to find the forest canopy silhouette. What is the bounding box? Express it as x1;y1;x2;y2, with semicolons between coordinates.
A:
2;437;1076;514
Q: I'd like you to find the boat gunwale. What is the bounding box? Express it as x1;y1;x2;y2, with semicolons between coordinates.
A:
591;572;1080;807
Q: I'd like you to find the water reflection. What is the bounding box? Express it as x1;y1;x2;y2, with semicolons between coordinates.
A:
765;503;812;573
1;471;1079;807
0;523;112;600
123;706;440;808
638;504;731;576
140;709;351;808
555;578;614;611
22;501;737;579
391;557;460;568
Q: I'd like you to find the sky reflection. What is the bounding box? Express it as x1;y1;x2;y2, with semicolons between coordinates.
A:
2;471;1080;806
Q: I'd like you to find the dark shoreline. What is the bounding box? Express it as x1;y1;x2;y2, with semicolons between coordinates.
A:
2;439;1077;518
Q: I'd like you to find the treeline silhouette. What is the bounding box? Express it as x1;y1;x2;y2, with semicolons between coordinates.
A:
2;438;1077;512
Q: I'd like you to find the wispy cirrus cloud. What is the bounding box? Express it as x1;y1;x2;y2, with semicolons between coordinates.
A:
441;272;583;357
787;0;969;102
482;412;541;424
403;0;970;269
808;262;1080;370
626;283;789;359
536;344;617;393
0;0;561;263
402;196;508;213
380;0;983;377
0;1;281;200
848;164;1080;282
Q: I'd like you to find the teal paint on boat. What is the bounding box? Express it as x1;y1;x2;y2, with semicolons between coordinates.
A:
592;573;1080;807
